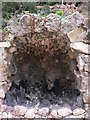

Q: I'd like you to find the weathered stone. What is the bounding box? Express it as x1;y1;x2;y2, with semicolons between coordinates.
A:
77;55;85;71
25;108;35;118
58;107;72;117
84;72;90;77
9;47;17;53
20;15;30;27
85;104;90;112
13;105;27;116
2;112;7;118
7;112;12;118
81;77;89;92
81;54;90;63
0;89;5;99
70;42;90;54
61;12;84;34
44;13;59;32
0;42;10;48
48;110;58;118
37;107;49;116
0;104;7;112
67;26;87;43
83;92;90;104
84;64;90;72
73;108;85;116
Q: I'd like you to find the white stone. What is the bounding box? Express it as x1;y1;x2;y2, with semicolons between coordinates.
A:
2;112;7;118
0;42;10;48
7;112;12;118
48;110;58;118
25;108;35;118
58;107;72;117
13;105;27;116
73;108;85;116
81;55;90;63
37;107;49;116
84;64;90;72
67;26;87;43
0;89;5;99
70;42;90;54
61;12;84;34
66;114;85;118
44;13;59;32
9;47;17;53
77;55;85;71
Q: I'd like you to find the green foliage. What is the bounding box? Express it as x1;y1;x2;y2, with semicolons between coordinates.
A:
56;10;64;16
47;2;57;6
87;31;90;40
0;19;7;29
2;2;38;19
39;5;50;15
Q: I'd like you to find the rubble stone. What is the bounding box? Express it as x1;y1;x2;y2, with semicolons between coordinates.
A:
37;107;49;116
58;107;72;117
13;105;27;116
73;108;85;116
25;108;35;118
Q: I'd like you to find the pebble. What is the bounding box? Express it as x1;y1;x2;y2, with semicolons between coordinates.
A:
13;105;27;116
2;112;7;118
73;108;85;116
37;107;49;116
25;108;35;118
7;112;12;118
0;104;7;112
58;107;72;117
48;110;58;118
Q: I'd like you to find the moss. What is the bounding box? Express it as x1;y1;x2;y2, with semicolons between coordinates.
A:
56;10;64;16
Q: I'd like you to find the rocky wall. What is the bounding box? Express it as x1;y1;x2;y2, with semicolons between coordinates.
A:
0;12;89;118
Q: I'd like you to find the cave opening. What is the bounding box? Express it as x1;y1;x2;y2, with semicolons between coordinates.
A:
4;49;84;110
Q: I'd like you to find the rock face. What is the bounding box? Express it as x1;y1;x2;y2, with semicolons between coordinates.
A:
61;12;84;34
0;10;89;119
7;24;78;92
5;12;83;92
25;109;35;118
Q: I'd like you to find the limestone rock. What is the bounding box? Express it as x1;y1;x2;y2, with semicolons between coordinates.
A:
0;89;5;99
0;104;7;112
58;107;72;117
83;92;90;104
70;42;90;54
0;42;10;48
48;110;58;118
13;105;27;116
25;108;35;118
2;112;8;118
9;47;17;53
73;108;85;116
44;13;59;32
37;107;49;116
82;55;90;63
77;55;85;71
61;12;84;34
84;64;90;72
20;15;30;27
7;112;12;118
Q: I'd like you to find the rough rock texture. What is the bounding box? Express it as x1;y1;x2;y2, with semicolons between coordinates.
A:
61;12;84;34
0;11;89;119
